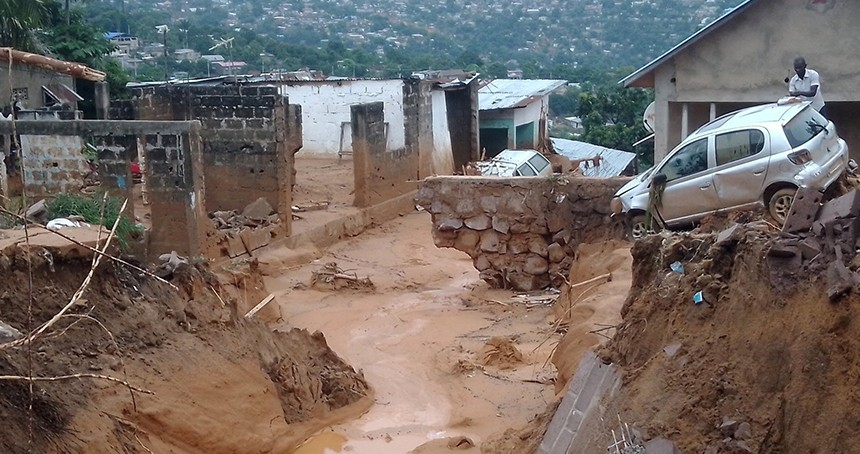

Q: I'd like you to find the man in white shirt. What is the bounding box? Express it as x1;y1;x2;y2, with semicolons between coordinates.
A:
788;57;826;114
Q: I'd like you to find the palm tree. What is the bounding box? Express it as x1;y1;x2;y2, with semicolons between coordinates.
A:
0;0;48;52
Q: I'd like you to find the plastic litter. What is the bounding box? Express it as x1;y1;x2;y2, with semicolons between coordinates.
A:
46;218;89;230
693;291;704;305
670;261;685;274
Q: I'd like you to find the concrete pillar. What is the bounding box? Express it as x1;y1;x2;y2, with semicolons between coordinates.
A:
94;82;110;120
351;102;385;208
274;95;292;237
681;103;689;139
144;125;207;260
95;135;135;205
709;103;717;121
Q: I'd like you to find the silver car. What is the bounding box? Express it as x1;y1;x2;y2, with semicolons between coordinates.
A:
612;102;849;238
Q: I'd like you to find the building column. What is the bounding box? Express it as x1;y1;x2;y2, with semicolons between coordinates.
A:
681;103;689;139
709;103;717;121
94;81;110;119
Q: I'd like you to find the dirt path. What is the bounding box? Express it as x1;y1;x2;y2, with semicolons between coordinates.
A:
264;212;561;453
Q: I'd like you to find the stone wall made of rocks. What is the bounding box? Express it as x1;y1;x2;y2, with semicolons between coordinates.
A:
415;176;630;291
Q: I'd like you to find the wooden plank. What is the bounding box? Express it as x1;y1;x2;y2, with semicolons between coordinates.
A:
244;293;276;319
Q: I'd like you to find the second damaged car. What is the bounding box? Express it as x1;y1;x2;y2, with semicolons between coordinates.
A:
612;102;849;239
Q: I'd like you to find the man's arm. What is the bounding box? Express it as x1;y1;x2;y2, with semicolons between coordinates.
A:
790;85;819;97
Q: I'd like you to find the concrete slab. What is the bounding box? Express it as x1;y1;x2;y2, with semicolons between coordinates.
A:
782;187;823;233
818;189;860;223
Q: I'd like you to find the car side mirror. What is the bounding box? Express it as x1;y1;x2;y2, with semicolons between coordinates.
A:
653;172;668;185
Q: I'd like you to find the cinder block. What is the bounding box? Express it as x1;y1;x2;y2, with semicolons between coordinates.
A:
782;187;823;233
818;189;860;223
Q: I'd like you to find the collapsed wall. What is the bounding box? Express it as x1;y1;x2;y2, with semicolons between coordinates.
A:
415;176;628;291
0;238;369;453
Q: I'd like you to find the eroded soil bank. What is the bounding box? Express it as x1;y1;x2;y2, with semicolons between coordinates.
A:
583;222;860;452
0;229;370;453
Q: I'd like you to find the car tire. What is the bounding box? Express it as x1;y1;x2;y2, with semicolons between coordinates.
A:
768;188;797;225
628;214;649;240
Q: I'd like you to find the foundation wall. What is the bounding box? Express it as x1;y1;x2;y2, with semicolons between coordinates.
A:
415;176;629;291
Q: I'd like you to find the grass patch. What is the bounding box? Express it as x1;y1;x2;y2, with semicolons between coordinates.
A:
47;193;142;250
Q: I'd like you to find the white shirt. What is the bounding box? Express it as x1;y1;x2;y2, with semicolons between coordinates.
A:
789;69;825;111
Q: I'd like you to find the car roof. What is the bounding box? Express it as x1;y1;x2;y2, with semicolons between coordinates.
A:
491;149;545;165
693;102;808;135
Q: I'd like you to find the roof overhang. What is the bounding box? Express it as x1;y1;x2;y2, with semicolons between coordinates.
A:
619;0;760;88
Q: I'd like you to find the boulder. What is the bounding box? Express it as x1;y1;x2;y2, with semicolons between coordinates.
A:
242;197;275;221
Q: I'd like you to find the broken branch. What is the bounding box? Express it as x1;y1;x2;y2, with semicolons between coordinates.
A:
0;374;153;395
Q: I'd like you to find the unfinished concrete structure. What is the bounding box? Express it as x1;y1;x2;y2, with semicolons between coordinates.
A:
264;76;480;176
623;0;860;161
0;120;209;259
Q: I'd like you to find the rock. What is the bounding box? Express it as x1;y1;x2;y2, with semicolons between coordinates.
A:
456;198;479;217
734;422;752;440
432;231;456;248
509;219;532;234
453;229;480;253
552;229;572;246
826;261;856;301
715;223;741;246
735;441;753;453
643;437;683;454
479;196;501;213
25;199;48;220
507;272;541;291
523;254;548;275
479;230;502;253
0;320;22;343
464;214;492;230
242;197;275;221
507;237;530;254
719;417;738;438
492;216;510;234
479;269;503;287
438;218;464;231
546;211;568;233
474;254;491;271
528;237;548;257
547;243;567;263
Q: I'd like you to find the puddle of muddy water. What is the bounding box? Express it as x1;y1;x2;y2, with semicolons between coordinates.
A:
293;430;347;454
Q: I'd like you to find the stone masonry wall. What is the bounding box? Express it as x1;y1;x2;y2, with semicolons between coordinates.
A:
416;176;630;291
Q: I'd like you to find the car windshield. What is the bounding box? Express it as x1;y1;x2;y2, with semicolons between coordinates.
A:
783;107;828;149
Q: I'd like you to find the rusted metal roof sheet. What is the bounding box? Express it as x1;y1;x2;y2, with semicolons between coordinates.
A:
551;138;637;177
479;79;567;111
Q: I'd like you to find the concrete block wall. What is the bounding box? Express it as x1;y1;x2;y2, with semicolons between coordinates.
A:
415;176;629;291
131;85;291;232
351;102;419;208
19;134;88;197
143;128;208;259
93;134;135;204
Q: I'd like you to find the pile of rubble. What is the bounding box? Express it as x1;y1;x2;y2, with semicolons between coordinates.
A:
770;187;860;300
210;197;280;232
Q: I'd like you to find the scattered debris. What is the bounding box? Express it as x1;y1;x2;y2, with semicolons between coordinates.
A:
310;262;374;290
478;337;524;370
26;199;48;222
0;320;22;343
155;250;188;278
210;209;279;231
242;197;275;221
291;201;330;212
245;293;277;319
46;217;89;230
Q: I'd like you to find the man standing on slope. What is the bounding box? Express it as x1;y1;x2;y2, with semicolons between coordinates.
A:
788;57;826;115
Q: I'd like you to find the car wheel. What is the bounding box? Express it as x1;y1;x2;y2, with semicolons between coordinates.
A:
768;188;797;224
628;214;649;240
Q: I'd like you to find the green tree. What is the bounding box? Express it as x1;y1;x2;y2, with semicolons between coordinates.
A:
0;0;49;52
575;85;654;168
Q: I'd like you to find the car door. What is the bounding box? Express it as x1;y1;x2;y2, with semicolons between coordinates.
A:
710;128;769;209
655;137;721;224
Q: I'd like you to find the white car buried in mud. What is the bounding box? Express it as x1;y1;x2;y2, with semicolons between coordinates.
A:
612;102;849;239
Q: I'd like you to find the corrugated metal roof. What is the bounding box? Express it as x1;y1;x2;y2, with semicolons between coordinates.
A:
479;79;567;110
620;0;759;88
551;138;636;177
